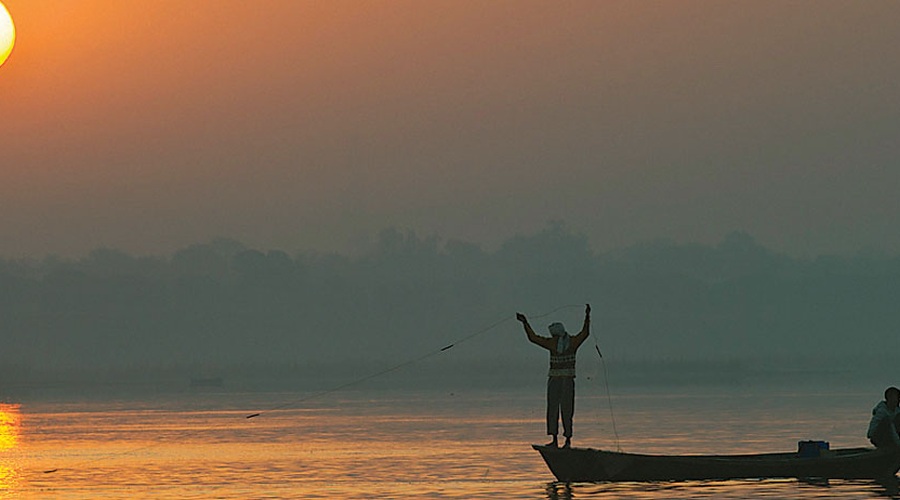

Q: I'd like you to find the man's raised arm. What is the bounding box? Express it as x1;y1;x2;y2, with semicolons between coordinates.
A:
572;304;591;346
517;312;551;349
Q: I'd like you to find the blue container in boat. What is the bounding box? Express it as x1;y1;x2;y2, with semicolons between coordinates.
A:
798;440;829;457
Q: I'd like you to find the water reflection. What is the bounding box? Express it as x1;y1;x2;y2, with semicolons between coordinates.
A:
0;404;21;491
875;476;900;498
798;477;830;488
12;390;900;498
545;481;572;500
544;478;900;499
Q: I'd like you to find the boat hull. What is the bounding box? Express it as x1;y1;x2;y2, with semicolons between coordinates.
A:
533;445;900;482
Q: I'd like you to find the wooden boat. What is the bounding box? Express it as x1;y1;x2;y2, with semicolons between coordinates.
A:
533;444;900;482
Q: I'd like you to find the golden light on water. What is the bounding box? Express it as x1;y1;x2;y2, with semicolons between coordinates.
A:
0;466;15;490
0;404;21;490
0;407;18;451
0;1;14;68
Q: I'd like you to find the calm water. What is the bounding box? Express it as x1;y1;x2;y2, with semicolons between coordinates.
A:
1;383;899;498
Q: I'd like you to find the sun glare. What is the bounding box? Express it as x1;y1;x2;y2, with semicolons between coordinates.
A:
0;1;15;68
0;405;20;491
0;407;18;452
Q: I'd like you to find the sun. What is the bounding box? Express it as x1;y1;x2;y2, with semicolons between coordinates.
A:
0;1;15;68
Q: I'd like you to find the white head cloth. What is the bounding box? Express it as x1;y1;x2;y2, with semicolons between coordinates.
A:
548;322;570;353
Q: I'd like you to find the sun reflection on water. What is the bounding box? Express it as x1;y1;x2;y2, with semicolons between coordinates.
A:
0;404;20;491
10;390;898;498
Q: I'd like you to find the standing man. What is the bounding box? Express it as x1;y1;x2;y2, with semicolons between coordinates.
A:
517;304;591;449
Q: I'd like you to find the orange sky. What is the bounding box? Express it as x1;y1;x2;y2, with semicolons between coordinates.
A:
1;1;899;257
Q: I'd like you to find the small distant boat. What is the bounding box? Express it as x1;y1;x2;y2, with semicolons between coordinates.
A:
533;444;900;482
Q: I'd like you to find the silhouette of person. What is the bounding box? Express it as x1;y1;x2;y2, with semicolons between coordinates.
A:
517;304;591;448
868;386;900;448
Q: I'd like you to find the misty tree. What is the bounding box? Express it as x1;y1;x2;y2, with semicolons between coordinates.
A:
1;225;899;385
493;220;595;311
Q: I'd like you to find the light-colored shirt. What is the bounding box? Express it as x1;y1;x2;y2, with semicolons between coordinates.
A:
867;401;900;447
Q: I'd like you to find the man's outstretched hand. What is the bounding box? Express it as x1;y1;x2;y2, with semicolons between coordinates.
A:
586;304;591;315
516;312;527;323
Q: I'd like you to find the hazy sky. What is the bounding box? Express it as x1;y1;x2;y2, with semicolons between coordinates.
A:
1;1;898;258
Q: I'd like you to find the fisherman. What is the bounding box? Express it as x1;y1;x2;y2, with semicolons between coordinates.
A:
517;304;591;449
867;386;900;448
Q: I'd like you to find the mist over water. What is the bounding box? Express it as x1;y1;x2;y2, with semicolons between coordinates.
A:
1;223;899;399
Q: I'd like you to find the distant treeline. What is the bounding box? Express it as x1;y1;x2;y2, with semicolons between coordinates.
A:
2;223;899;380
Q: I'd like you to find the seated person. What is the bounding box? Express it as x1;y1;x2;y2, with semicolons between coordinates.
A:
867;386;900;448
